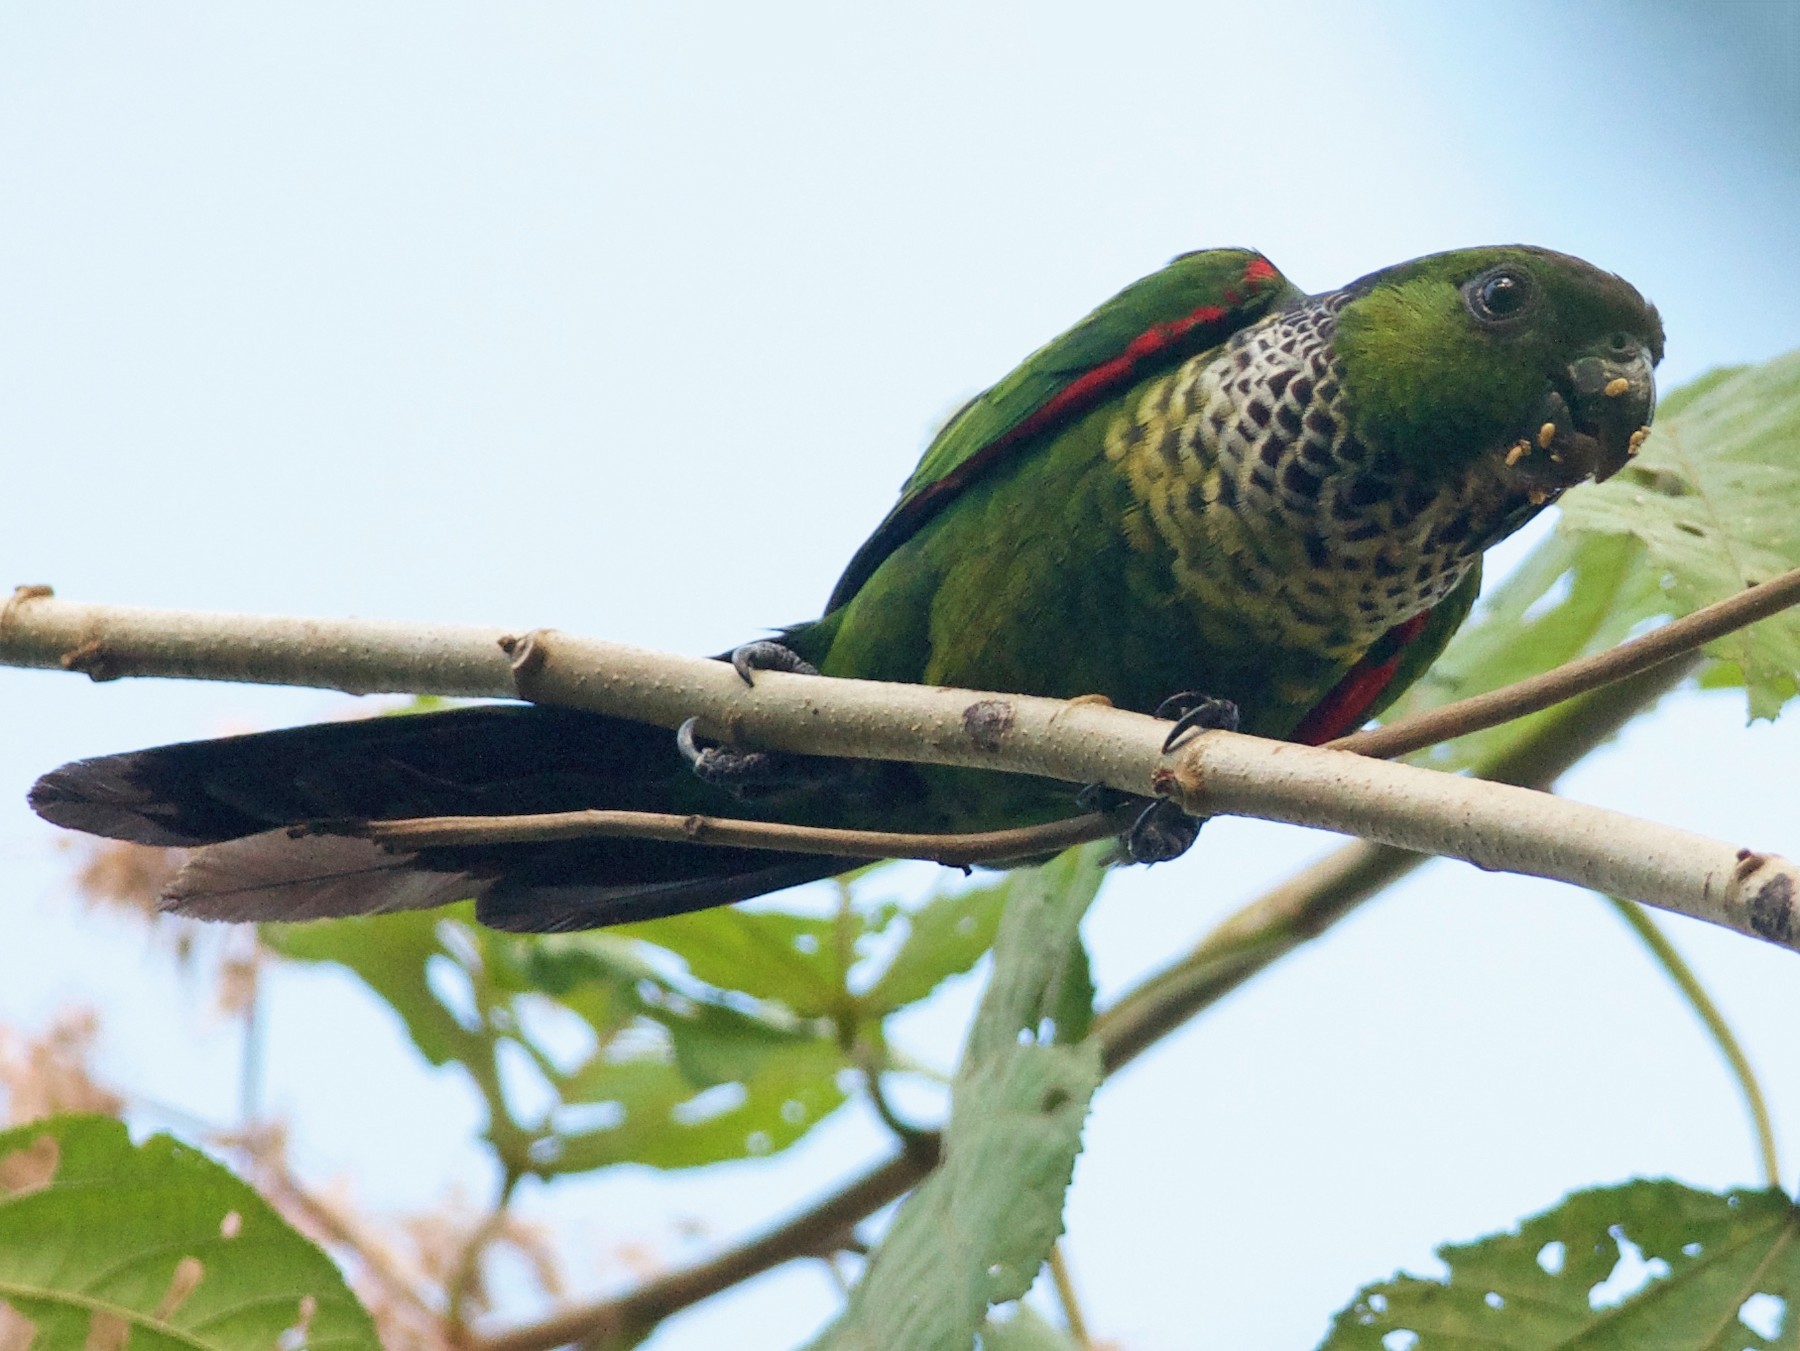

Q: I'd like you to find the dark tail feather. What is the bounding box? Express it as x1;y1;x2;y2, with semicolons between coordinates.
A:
470;857;848;933
30;704;854;931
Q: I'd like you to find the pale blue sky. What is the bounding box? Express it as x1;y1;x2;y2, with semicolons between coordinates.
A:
3;4;1799;1348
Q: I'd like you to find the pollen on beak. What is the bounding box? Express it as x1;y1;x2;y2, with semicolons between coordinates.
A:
1565;343;1657;482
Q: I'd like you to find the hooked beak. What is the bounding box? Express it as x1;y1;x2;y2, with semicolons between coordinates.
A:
1500;338;1657;499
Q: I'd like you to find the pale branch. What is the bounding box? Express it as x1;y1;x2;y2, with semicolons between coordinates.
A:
6;588;1799;952
1329;562;1800;760
125;562;1800;873
477;660;1693;1351
356;559;1800;867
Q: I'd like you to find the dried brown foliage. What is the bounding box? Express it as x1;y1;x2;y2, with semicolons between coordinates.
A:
0;1009;123;1125
68;838;184;919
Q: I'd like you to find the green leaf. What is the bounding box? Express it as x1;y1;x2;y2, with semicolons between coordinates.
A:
978;1305;1086;1350
861;877;1011;1015
497;930;660;1043
1558;351;1800;719
0;1114;379;1351
265;908;852;1174
260;906;490;1070
1321;1178;1800;1349
806;846;1108;1351
505;931;852;1173
544;1034;847;1173
612;905;852;1019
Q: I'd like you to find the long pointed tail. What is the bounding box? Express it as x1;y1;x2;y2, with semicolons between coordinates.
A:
29;705;849;931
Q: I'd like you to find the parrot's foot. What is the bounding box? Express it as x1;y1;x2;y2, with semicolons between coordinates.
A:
677;642;827;799
676;718;824;800
1153;691;1240;752
1076;785;1206;864
728;640;819;686
1107;691;1238;863
1127;798;1205;864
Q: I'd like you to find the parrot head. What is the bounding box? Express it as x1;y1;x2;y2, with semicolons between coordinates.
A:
1332;245;1662;506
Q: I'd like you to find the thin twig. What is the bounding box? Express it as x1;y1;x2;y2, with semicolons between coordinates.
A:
445;1168;525;1334
475;1148;940;1351
1605;897;1783;1190
1329;564;1800;760
356;807;1122;865
244;1148;443;1329
1046;1243;1093;1349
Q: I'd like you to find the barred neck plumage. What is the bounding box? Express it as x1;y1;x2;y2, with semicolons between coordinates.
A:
1104;292;1540;662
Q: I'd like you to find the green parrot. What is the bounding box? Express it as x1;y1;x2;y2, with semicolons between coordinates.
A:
30;245;1662;932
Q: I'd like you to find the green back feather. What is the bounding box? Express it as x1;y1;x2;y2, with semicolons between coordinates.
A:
824;248;1299;610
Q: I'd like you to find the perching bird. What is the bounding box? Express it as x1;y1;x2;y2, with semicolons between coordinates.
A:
30;246;1662;932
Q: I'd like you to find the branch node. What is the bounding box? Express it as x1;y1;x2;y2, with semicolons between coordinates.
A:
59;638;121;682
1745;870;1796;945
1734;847;1770;882
503;628;552;695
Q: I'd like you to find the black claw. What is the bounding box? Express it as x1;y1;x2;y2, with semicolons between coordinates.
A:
1126;798;1206;864
675;716;709;768
675;717;791;798
1154;691;1240;753
729;640;819;687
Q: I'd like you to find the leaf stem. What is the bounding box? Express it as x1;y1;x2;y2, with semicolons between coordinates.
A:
1046;1243;1093;1349
1605;896;1783;1190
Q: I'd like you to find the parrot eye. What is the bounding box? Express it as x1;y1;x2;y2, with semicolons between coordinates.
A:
1466;267;1536;325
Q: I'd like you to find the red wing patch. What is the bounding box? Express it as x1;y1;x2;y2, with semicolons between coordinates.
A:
1242;256;1279;286
827;255;1284;612
1289;610;1432;746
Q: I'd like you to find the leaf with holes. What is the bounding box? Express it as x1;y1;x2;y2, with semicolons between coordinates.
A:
612;904;856;1019
1557;351;1800;720
861;875;1012;1015
1320;1178;1800;1349
260;905;492;1070
0;1114;378;1351
501;926;852;1172
540;1031;847;1173
805;845;1107;1351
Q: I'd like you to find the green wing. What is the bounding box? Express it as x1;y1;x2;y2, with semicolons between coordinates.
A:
823;248;1299;612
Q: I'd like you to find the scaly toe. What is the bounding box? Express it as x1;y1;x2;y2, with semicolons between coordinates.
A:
728;640;820;687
